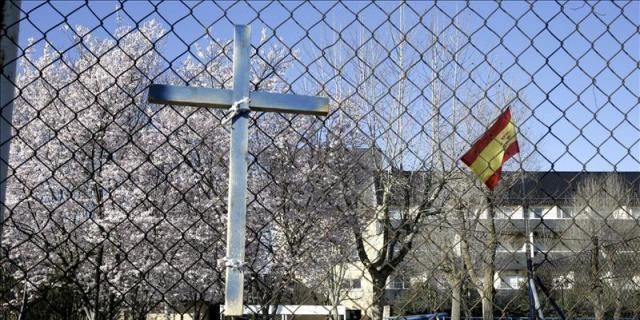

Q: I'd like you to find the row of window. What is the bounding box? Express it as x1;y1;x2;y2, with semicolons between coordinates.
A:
341;275;524;291
384;206;640;221
494;206;640;219
498;275;527;290
341;275;560;291
341;274;640;291
340;277;411;290
500;273;640;290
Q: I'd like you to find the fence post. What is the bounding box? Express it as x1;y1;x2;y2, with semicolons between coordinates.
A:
0;0;21;252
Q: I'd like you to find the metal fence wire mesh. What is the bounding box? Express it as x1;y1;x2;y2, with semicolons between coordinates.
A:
1;1;639;319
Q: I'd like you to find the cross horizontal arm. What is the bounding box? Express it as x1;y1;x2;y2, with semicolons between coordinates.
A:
148;84;329;116
148;84;233;109
250;91;328;116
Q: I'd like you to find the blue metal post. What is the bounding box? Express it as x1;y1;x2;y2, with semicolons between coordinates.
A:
224;24;251;317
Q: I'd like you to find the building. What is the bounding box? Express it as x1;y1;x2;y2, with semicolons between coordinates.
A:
491;172;640;295
336;171;640;316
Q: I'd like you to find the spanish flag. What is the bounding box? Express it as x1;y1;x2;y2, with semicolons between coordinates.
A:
461;108;519;190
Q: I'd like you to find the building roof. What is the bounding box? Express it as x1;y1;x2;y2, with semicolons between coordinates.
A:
375;170;640;207
501;171;640;205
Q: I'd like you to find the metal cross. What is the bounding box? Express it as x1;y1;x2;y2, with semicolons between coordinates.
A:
147;25;329;316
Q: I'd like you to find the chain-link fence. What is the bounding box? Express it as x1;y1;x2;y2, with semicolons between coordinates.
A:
1;1;639;319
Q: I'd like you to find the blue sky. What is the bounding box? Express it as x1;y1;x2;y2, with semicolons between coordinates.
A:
15;1;639;172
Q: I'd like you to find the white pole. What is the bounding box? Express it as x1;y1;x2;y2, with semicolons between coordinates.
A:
530;231;544;319
0;0;22;252
519;154;544;320
224;24;251;317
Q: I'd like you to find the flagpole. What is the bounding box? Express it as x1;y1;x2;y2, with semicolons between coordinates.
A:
518;153;537;320
460;107;549;316
518;152;545;320
518;152;567;320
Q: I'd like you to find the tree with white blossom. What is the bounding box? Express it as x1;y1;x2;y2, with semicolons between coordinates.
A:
2;18;325;319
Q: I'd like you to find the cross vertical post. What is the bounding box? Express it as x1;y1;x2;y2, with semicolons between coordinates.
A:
225;24;251;317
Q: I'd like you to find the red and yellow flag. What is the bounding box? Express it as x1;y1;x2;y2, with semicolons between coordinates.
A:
461;108;519;190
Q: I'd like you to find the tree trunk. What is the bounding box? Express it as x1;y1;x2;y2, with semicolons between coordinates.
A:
193;295;202;320
90;245;104;320
370;274;389;320
450;279;461;320
329;267;346;320
463;282;471;320
444;240;462;320
481;198;497;320
481;291;493;320
594;307;606;320
205;302;220;320
591;236;604;320
164;303;170;320
16;282;28;320
614;298;622;320
331;304;341;320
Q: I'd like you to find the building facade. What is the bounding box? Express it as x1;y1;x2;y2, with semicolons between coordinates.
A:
337;171;640;316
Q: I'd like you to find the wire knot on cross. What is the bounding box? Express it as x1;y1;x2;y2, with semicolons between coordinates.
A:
222;97;251;125
218;257;246;271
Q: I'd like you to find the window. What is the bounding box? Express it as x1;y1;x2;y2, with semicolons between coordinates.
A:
501;275;526;289
341;278;362;290
389;208;402;220
374;208;405;233
348;246;360;261
613;207;633;219
387;276;410;290
529;207;545;219
389;208;404;228
497;238;526;252
553;272;574;289
626;275;640;290
558;206;576;218
497;206;522;219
